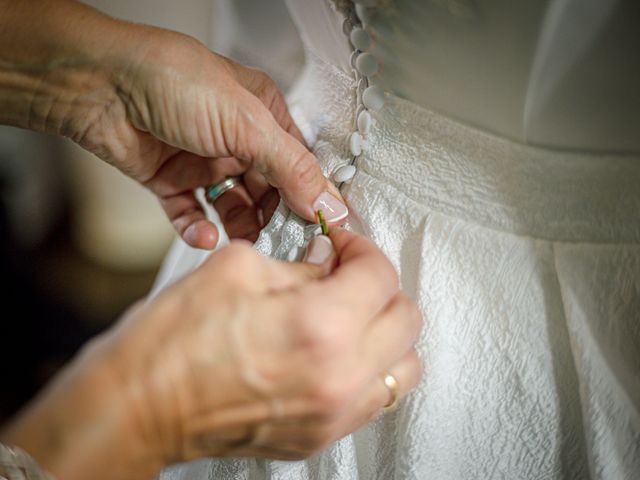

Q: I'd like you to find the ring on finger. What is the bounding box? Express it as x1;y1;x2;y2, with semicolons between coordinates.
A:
206;176;243;204
382;373;399;412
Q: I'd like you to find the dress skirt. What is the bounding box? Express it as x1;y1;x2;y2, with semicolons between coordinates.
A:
157;52;640;480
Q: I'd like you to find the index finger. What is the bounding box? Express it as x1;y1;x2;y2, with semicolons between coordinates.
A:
314;229;400;327
225;89;345;225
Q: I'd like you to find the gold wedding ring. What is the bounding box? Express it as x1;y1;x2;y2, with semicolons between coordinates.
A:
382;373;399;412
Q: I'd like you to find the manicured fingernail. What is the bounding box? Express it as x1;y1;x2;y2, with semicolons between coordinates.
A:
184;224;199;245
184;222;218;249
303;235;334;265
313;192;348;224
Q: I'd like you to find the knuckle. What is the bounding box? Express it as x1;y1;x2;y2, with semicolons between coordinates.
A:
209;242;258;281
370;255;400;293
230;241;259;260
250;69;281;103
288;151;323;189
287;301;347;356
395;293;423;333
256;70;277;91
299;320;344;358
307;374;356;416
395;292;414;310
241;98;272;134
234;92;272;135
247;66;270;84
216;242;252;264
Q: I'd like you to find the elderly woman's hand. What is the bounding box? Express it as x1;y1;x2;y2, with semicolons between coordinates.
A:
89;29;341;248
0;0;345;249
1;230;423;480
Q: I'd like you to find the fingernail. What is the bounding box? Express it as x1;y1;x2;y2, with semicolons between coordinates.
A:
313;192;348;224
303;235;334;265
184;224;199;245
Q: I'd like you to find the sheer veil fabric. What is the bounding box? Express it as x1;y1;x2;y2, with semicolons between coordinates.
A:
157;1;640;478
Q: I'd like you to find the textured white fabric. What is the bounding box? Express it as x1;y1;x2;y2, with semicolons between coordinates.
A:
156;1;640;478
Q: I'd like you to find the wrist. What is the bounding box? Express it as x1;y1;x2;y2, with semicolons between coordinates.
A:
1;336;163;480
0;0;135;138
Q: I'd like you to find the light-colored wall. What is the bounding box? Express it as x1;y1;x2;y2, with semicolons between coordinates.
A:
85;0;215;45
67;0;216;270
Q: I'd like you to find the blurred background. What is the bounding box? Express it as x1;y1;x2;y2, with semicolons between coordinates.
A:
0;0;302;423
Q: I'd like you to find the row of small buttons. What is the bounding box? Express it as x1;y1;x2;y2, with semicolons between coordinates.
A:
289;0;384;262
333;0;384;186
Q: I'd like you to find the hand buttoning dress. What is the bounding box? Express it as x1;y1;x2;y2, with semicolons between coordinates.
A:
156;0;640;478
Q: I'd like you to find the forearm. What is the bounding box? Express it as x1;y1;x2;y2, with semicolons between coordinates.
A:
0;338;161;480
0;0;133;137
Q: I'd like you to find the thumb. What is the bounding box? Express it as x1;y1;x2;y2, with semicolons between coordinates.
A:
302;235;335;267
230;91;348;225
261;235;337;292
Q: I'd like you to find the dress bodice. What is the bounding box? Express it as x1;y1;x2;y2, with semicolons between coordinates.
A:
157;3;640;480
285;0;640;153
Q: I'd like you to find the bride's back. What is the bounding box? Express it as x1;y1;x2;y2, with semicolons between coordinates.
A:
157;2;640;479
285;0;640;153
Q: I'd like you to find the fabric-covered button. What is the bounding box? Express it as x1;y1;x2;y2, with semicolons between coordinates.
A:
333;164;357;183
355;4;373;24
350;50;359;70
349;131;363;156
350;27;371;51
357;109;372;134
362;85;385;110
356;52;378;76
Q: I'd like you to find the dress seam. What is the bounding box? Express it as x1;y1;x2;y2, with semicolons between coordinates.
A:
550;243;594;480
352;167;640;246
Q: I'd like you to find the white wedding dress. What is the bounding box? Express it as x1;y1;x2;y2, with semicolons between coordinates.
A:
156;1;640;478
